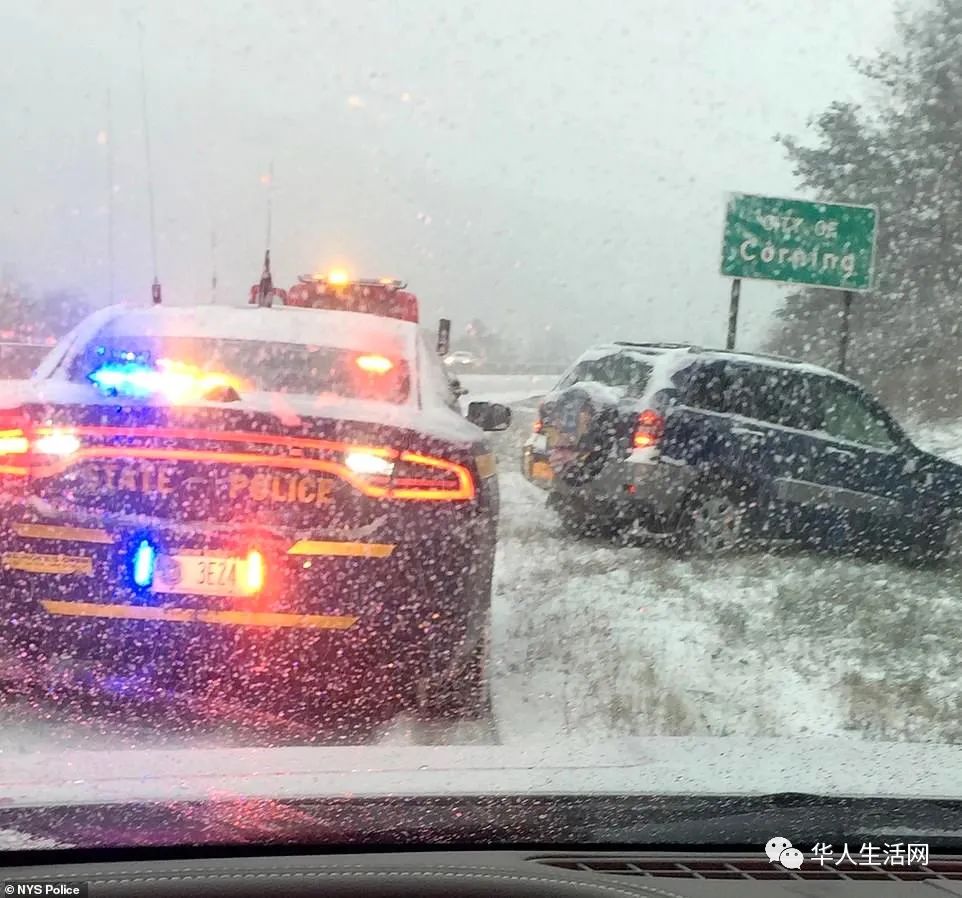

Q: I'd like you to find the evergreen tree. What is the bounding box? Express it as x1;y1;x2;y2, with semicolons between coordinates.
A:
771;0;962;418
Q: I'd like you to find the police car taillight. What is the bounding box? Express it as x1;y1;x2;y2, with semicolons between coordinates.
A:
341;447;475;501
633;409;665;449
0;412;31;458
0;410;81;476
33;431;82;456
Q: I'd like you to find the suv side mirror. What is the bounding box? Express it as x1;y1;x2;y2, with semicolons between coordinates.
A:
903;454;920;475
467;401;511;431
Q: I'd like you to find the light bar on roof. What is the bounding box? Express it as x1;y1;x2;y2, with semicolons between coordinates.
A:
89;358;242;403
284;278;418;323
298;274;408;290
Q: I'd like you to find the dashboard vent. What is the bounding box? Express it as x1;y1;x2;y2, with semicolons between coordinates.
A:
533;856;962;882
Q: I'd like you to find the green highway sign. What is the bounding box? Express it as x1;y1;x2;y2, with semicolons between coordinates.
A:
720;193;878;291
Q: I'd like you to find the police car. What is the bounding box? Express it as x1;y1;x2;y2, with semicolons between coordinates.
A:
0;272;511;724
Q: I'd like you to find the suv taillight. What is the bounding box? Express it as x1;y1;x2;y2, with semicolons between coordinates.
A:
632;409;664;449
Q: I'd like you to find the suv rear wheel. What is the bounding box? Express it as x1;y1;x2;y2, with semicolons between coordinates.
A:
682;490;747;556
548;491;619;538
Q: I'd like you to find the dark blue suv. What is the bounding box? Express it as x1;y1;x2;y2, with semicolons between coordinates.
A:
522;342;962;558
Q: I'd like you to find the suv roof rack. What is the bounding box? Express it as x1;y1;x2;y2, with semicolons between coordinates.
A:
608;343;815;369
703;348;808;366
613;341;701;352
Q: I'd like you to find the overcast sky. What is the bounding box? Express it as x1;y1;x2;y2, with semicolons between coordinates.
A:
0;0;901;356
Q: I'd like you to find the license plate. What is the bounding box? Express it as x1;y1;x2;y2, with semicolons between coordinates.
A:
529;434;548;452
531;461;555;481
153;553;248;596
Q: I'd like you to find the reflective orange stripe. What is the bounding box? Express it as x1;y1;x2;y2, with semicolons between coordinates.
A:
287;540;395;558
41;600;358;630
69;425;398;461
3;553;93;575
13;523;113;544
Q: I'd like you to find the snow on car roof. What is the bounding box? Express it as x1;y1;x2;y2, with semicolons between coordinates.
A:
577;342;849;383
101;304;417;357
696;350;852;382
575;343;690;362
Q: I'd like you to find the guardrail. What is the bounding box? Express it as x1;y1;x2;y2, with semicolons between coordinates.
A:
462;362;566;376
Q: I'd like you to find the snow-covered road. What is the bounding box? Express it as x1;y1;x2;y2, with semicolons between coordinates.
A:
490;397;962;746
2;376;961;751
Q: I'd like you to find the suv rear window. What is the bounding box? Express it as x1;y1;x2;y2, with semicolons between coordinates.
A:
558;352;653;397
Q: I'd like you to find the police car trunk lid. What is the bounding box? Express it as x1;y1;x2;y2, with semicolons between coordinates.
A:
7;396;477;534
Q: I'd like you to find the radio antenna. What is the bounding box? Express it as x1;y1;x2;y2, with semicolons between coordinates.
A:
256;162;275;307
138;22;161;304
210;228;218;303
105;86;115;304
264;160;274;253
206;30;218;304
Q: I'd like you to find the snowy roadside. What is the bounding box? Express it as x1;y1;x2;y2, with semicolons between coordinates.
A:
0;828;62;849
490;410;962;746
911;419;962;463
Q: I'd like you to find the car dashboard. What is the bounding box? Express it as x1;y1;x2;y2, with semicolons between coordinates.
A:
3;849;956;897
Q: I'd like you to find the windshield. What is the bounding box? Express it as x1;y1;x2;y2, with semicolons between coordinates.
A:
69;336;412;403
7;0;962;864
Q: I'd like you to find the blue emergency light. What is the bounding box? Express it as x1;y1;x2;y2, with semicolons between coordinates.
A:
132;540;156;588
89;362;157;398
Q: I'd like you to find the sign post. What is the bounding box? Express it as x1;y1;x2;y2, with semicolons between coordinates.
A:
726;278;741;351
719;193;877;363
839;290;853;375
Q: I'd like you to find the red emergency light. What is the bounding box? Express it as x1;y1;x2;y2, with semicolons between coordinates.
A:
248;273;418;323
248;285;289;305
281;277;419;324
